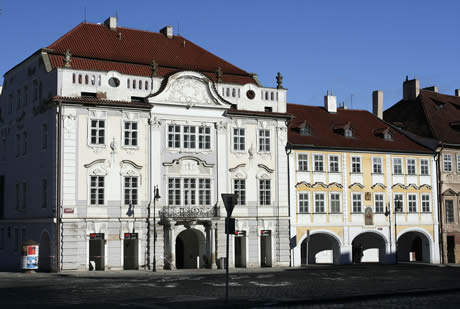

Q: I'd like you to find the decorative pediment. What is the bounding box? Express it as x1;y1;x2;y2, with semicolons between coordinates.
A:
84;159;106;168
371;183;386;190
84;159;108;176
257;164;274;173
148;71;230;109
406;183;418;190
163;156;214;168
229;163;246;172
313;182;328;188
295;181;313;188
391;183;406;190
120;160;142;177
328;182;343;189
442;188;458;196
419;184;432;191
349;182;365;189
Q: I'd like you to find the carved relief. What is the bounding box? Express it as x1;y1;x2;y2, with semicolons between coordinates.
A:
167;77;216;107
215;121;227;132
149;116;162;128
277;126;287;143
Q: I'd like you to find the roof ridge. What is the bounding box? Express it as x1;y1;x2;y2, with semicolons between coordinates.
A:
47;21;86;49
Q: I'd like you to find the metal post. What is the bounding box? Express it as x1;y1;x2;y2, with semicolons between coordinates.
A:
225;221;229;302
385;204;393;263
153;185;160;272
394;200;402;264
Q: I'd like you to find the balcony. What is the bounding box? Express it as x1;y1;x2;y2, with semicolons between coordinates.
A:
159;205;220;220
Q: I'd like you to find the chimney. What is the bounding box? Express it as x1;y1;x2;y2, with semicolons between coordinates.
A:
324;91;337;113
160;25;173;39
455;89;460;97
403;77;420;100
104;17;117;30
372;90;383;119
423;86;438;93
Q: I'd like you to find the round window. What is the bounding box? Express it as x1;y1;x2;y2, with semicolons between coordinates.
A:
108;77;120;88
246;90;255;100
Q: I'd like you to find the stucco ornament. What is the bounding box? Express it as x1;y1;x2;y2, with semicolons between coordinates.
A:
277;126;287;143
248;144;255;159
215;121;227;132
62;114;77;136
109;137;118;166
149;116;161;128
167;77;215;107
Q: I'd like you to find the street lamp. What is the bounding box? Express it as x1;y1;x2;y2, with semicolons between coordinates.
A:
394;199;403;264
153;185;161;272
384;204;393;262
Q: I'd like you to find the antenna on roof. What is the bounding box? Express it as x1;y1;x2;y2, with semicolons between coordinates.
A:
116;11;119;22
84;7;86;22
350;94;354;110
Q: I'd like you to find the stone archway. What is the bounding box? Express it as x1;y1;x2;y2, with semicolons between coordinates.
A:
175;228;206;269
352;231;387;263
301;233;341;264
397;231;431;263
39;231;51;272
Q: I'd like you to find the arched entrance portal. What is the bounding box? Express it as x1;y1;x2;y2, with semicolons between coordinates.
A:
352;232;386;263
175;229;206;269
39;231;51;272
301;233;341;264
397;231;431;263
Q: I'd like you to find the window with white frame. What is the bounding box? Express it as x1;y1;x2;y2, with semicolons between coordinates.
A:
168;178;181;206
394;193;404;213
314;154;324;172
298;154;308;171
124;177;138;205
41;179;47;208
421;194;430;212
407;159;416;175
446;200;454;223
259;179;271;206
41;124;48;149
330;193;341;213
374;193;384;213
234;179;246;205
198;126;211;150
90;176;104;205
393;158;402;174
168;125;181;148
408;194;417;213
184;178;196;205
352;193;362;213
314;193;325;213
199;179;211;205
420;159;429;175
233;128;245;151
298;193;309;213
183;126;196;149
123;121;138;147
444;154;452;172
90;119;105;145
329;155;339;172
373;157;383;174
258;129;270;152
351;156;361;173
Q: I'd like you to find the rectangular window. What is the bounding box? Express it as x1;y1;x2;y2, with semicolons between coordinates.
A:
314;154;324;172
22;132;27;155
373;157;382;174
315;193;325;213
90;176;104;205
124;121;138;147
90;119;105;145
444;154;452;172
22;183;27;209
351;156;361;173
198;126;211;150
457;155;460;172
41;124;48;149
168;178;181;206
420;159;429;176
330;193;340;213
374;193;384;213
352;193;362;213
407;159;416;175
394;193;404;213
298;193;309;213
259;179;271;206
184;178;196;206
446;200;454;223
258;129;270;152
233;128;245;151
183;126;196;149
421;194;430;212
298;154;309;171
408;194;417;213
198;179;211;205
41;179;47;208
393;158;402;174
168;125;181;148
124;177;138;205
234;179;246;205
329;155;339;172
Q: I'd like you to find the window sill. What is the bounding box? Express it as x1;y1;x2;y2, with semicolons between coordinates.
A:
122;146;139;150
297;170;309;173
371;173;384;175
329;171;340;174
313;170;325;173
350;172;363;175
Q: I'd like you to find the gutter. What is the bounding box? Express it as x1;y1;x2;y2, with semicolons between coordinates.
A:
435;144;444;264
56;99;63;272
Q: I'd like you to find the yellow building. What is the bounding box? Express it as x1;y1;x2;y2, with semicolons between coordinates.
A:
287;96;439;265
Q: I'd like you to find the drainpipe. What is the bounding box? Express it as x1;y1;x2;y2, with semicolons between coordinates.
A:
285;143;292;267
435;144;444;264
56;100;63;272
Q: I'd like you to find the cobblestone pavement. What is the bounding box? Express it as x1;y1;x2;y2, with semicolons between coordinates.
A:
0;264;459;308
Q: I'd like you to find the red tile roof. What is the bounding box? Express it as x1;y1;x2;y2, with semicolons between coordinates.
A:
46;23;257;85
287;103;432;153
384;90;460;145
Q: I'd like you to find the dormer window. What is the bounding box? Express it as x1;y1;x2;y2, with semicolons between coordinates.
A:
374;127;393;141
294;120;311;136
300;127;311;136
344;128;353;137
384;132;392;140
333;122;353;138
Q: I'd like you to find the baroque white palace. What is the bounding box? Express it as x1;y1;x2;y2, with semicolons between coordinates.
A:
0;17;290;271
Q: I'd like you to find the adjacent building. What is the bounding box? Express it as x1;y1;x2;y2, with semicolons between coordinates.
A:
287;93;440;265
384;78;460;264
0;17;290;271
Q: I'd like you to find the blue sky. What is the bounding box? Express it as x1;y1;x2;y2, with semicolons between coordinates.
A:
1;0;459;111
